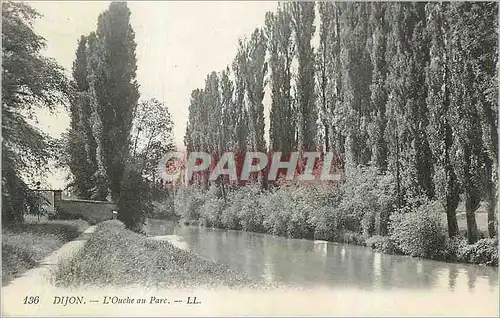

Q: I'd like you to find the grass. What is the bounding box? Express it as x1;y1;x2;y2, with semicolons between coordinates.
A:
54;220;260;289
2;216;89;285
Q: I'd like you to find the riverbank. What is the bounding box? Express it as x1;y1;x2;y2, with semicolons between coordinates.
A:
173;179;498;267
2;217;89;285
54;220;261;288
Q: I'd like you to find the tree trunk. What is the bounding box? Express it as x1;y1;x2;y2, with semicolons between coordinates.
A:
465;195;479;243
485;157;497;238
464;147;479;243
324;123;330;152
445;201;459;238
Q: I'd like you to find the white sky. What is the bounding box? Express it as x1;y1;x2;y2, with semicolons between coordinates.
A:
27;0;282;188
29;0;279;149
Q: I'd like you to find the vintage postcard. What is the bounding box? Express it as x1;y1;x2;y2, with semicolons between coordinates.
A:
1;0;498;316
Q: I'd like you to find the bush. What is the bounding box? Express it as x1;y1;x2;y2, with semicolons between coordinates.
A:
390;200;447;258
150;200;177;221
236;187;264;232
338;165;396;236
446;237;498;266
260;188;291;236
174;186;206;221
308;205;338;241
465;239;498;266
118;167;153;233
366;235;399;254
199;198;226;228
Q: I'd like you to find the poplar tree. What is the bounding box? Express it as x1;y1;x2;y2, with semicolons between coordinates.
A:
93;2;140;201
265;4;295;154
426;2;460;237
291;2;317;153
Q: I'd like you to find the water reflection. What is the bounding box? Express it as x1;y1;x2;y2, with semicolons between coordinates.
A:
147;220;498;294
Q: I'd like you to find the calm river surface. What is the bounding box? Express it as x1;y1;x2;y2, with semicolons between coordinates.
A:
147;219;498;314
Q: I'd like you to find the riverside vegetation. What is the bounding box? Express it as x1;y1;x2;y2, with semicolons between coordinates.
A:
172;166;498;267
178;2;499;268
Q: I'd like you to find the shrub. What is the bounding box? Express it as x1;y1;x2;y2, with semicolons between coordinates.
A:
334;230;367;246
150;200;176;220
173;186;206;221
444;236;470;261
390;200;447;258
338;165;396;236
286;197;314;239
308;205;338;241
236;188;264;233
366;235;399;254
199;198;226;228
118;167;153;233
260;188;292;236
465;239;498;266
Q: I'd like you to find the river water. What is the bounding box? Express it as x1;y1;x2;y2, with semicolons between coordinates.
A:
147;219;499;315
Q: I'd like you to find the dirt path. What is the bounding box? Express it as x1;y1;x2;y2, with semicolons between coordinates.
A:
2;225;96;314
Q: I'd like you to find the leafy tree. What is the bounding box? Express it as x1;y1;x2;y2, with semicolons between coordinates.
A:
240;30;267;155
66;35;98;199
385;3;434;203
232;47;250;154
426;2;460;238
367;2;389;171
291;2;317;153
265;4;295;153
447;3;491;243
131;98;175;182
336;3;372;166
92;2;140;201
239;30;268;188
86;31;109;200
2;1;69;224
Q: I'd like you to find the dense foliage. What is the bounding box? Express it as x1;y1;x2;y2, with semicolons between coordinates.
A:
183;2;498;245
2;1;70;225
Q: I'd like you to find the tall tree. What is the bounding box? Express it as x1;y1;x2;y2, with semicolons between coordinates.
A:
86;31;109;200
93;2;140;201
265;3;295;154
448;2;493;243
472;2;498;238
367;2;389;171
426;2;460;238
232;47;250;154
241;31;267;155
385;3;434;203
2;1;69;224
66;35;98;199
291;2;317;153
316;2;335;153
337;3;372;166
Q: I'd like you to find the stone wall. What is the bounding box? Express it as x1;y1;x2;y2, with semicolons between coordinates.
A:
53;190;116;223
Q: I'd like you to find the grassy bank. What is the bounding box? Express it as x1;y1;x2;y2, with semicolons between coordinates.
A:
2;217;89;285
54;220;258;288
